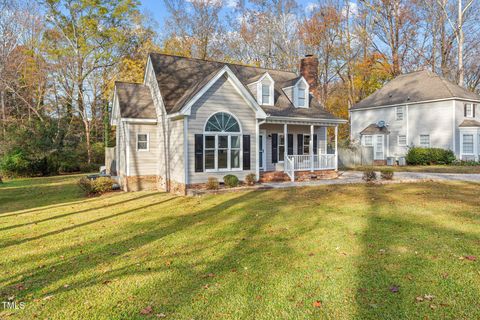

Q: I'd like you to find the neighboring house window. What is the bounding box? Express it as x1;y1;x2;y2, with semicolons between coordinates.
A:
363;135;373;146
462;134;474;154
419;134;430;147
204;112;242;171
396;106;404;120
398;135;407;146
303;135;310;154
137;134;148;151
278;134;285;162
464;103;475;118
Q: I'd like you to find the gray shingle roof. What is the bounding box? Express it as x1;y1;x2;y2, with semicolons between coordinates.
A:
115;82;156;119
459;119;480;127
149;53;340;120
352;70;480;110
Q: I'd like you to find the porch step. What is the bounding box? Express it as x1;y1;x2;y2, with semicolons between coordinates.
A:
259;171;291;183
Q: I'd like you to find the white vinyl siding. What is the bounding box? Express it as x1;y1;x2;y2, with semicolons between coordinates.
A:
188;75;257;184
127;123;158;176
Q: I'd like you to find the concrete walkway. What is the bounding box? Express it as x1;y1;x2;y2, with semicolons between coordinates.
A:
261;171;480;189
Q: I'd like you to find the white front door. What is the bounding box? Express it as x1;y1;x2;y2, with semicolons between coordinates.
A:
374;135;385;160
259;133;266;170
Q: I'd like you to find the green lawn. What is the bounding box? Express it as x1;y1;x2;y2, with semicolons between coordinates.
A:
348;165;480;174
0;175;479;319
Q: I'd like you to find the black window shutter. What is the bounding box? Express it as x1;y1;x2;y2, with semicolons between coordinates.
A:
194;134;203;172
465;104;467;117
287;134;294;155
243;135;251;170
297;134;303;155
313;134;318;155
271;134;278;163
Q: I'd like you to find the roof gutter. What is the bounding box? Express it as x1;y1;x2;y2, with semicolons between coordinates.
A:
350;97;480;112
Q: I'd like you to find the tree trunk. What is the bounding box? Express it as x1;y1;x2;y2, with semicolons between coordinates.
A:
1;89;5;137
457;0;464;87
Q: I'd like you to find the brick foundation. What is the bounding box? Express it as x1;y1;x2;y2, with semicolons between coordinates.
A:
294;170;338;181
259;170;338;182
124;175;158;192
167;179;187;196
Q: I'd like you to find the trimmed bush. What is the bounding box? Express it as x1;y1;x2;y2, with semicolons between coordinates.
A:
362;169;377;182
380;168;394;180
406;147;455;165
206;177;219;190
78;177;115;196
78;177;94;195
92;177;114;194
223;174;239;188
245;173;256;186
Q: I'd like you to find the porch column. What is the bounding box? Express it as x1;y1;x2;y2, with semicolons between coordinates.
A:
334;125;338;171
283;123;288;172
255;119;260;181
310;125;314;172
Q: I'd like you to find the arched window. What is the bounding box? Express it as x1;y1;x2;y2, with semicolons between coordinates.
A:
204;112;242;171
205;112;240;133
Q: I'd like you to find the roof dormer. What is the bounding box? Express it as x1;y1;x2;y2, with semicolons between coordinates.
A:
282;77;309;108
294;77;309;108
248;72;274;106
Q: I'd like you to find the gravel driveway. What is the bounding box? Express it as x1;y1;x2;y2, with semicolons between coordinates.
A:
261;171;480;189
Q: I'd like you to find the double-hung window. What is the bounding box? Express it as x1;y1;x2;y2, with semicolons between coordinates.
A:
363;135;373;146
464;103;475;118
262;84;270;105
278;134;285;162
396;106;404;120
204;112;242;171
462;134;474;154
137;133;148;151
419;134;430;147
398;135;407;146
298;87;306;107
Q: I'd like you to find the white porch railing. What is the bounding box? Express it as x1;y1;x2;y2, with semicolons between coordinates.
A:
286;154;337;180
285;155;295;181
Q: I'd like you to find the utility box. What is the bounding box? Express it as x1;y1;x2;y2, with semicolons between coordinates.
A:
386;157;395;166
398;157;406;166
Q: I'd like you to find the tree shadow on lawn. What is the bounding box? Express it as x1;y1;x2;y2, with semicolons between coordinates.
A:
2;189;331;319
0;193;160;232
0;175;86;215
354;183;480;319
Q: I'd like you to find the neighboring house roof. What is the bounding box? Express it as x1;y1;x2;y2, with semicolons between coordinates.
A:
352;70;480;110
115;82;156;119
148;53;339;120
360;123;390;135
459;119;480;127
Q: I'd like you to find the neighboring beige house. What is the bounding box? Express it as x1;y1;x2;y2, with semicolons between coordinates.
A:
350;70;480;164
110;53;346;194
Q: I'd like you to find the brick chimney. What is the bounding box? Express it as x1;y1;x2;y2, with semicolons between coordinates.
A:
300;54;319;95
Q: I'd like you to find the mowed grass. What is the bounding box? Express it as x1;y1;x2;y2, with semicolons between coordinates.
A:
349;165;480;174
0;175;479;319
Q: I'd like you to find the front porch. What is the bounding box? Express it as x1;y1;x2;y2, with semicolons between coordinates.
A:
256;118;340;182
